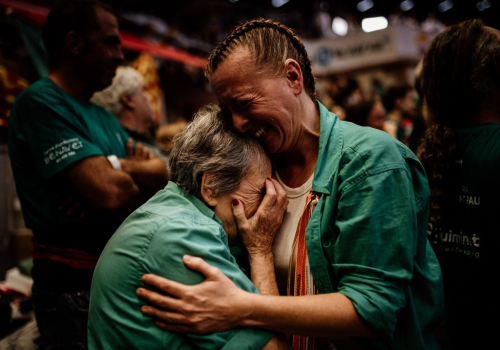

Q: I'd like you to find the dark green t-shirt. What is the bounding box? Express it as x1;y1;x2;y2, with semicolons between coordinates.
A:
427;123;500;349
8;77;129;291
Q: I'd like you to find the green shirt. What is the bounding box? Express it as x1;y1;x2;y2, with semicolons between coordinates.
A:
428;123;500;348
88;182;273;350
8;77;130;291
8;77;128;230
307;103;444;349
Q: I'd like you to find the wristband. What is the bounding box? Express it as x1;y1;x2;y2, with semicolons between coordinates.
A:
107;155;122;170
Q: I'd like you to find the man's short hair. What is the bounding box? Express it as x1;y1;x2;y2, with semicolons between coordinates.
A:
382;85;414;112
42;0;115;68
91;66;144;116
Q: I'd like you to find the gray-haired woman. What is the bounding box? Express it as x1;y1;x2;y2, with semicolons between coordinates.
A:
87;105;288;349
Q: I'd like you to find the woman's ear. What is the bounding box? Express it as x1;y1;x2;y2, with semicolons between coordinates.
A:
284;59;303;95
201;173;218;207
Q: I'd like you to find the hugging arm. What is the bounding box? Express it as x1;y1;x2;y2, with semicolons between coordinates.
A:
137;177;375;338
137;168;419;340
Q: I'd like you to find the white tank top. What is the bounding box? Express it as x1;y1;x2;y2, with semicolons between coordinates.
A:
272;171;314;295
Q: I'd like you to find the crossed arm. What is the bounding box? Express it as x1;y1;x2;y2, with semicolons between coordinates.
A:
137;259;375;339
61;138;168;214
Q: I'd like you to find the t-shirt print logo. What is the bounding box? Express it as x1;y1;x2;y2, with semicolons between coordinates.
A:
44;138;83;164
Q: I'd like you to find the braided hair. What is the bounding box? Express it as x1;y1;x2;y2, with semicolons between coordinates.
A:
205;18;317;102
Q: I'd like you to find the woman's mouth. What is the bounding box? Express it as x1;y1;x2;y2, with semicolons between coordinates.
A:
254;125;269;138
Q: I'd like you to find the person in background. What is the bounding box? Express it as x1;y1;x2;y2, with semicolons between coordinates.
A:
88;105;287;349
91;66;167;160
330;105;346;121
418;19;500;350
155;119;188;155
382;85;418;143
345;99;397;138
7;1;168;348
136;18;443;349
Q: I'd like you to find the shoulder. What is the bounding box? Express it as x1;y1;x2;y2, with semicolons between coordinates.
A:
339;121;410;173
122;189;223;248
14;78;63;107
10;78;74;126
141;189;219;225
458;123;500;174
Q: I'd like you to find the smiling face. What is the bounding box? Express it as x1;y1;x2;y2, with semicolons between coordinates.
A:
210;48;304;155
211;159;271;246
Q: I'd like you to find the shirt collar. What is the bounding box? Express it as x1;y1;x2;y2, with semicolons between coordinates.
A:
312;101;344;195
165;182;222;226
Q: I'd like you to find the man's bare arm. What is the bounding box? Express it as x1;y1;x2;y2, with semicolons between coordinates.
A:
63;155;143;212
119;157;169;195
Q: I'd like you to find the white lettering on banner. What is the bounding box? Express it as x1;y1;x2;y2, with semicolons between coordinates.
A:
304;23;439;75
314;35;391;66
44;138;83;165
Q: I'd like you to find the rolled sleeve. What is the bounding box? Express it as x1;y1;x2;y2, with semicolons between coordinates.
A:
334;167;418;338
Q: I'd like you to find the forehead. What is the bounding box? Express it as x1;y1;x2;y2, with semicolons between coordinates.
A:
89;8;119;37
241;158;271;185
210;48;265;100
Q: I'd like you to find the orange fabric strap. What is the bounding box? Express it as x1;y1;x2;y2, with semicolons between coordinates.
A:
287;190;320;350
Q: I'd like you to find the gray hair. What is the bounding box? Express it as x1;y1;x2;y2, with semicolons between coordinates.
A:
91;66;144;116
168;105;268;196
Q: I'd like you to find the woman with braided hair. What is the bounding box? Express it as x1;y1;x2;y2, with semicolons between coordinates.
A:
137;19;444;349
418;20;500;349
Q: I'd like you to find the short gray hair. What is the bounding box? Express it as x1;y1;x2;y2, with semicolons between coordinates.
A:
168;105;268;196
91;66;144;116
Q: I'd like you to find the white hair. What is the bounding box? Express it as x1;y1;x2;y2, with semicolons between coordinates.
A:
168;105;268;196
91;66;144;116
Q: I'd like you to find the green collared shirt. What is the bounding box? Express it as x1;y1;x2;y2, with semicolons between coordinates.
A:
88;182;273;349
307;103;444;349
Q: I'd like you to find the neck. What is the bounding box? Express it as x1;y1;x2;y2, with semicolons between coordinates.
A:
468;109;500;124
275;98;320;188
48;66;94;102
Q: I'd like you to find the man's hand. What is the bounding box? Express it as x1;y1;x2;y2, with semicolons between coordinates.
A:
233;178;288;256
137;255;248;334
119;138;169;195
125;138;152;160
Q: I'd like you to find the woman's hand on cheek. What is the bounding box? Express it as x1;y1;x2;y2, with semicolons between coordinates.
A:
233;178;288;256
137;255;248;334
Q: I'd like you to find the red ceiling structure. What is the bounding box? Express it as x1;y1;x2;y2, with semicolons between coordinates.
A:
0;0;208;69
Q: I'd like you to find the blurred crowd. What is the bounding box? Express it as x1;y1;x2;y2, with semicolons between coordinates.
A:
1;1;498;350
316;74;426;153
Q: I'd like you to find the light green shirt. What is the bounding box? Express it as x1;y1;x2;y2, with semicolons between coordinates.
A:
88;182;273;350
306;103;444;349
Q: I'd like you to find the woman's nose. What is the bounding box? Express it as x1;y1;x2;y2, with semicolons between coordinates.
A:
232;113;251;133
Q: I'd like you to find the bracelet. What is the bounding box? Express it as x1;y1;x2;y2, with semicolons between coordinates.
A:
107;155;122;171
